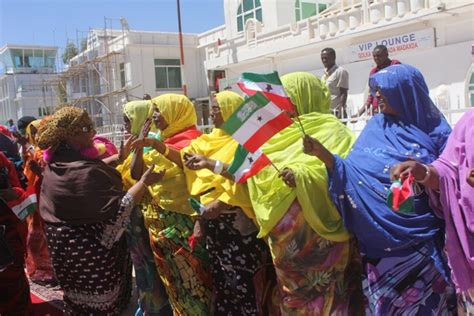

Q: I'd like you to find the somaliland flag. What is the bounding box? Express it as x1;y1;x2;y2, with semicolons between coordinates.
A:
238;71;296;114
222;92;293;153
386;173;414;214
7;186;37;221
227;145;271;183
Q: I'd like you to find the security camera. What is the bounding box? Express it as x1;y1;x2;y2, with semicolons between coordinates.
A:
437;2;446;11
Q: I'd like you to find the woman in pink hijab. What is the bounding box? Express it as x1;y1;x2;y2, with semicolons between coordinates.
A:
93;135;118;159
392;108;474;314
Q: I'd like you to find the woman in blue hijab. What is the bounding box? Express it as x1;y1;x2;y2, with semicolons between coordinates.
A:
303;64;456;315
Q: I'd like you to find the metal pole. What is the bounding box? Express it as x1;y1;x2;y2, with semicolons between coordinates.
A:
177;0;187;96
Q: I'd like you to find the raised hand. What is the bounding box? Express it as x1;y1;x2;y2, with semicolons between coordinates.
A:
119;135;136;162
28;160;43;177
140;164;166;186
302;135;323;156
279;167;296;187
183;153;210;171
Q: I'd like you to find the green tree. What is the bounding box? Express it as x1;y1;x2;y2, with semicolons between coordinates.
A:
80;38;88;52
62;42;78;64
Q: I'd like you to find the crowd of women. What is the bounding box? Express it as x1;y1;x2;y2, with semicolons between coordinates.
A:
0;63;472;316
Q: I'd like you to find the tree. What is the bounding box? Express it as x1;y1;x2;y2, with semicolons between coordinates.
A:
62;42;78;65
80;38;88;52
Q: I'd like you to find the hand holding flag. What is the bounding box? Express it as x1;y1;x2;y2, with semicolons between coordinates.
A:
387;172;415;213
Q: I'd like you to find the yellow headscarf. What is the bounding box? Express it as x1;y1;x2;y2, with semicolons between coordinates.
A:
182;91;254;218
151;94;197;139
118;94;201;217
247;72;355;240
26;119;42;146
123;100;153;136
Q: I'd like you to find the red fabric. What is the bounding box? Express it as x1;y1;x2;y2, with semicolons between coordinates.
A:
0;125;14;139
0;152;31;315
366;59;402;111
163;126;202;150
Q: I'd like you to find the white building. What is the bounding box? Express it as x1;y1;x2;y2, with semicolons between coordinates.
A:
0;44;59;122
65;27;208;127
199;0;474;126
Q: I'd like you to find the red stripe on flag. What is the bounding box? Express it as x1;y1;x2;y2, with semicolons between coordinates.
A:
263;93;295;113
237;82;258;96
237;153;271;183
243;113;293;152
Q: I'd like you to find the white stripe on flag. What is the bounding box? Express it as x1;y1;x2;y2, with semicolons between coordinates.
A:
11;194;37;219
240;80;287;97
232;101;283;143
233;150;264;182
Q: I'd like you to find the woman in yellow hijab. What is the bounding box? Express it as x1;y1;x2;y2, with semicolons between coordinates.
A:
130;94;213;315
247;72;363;315
137;91;275;315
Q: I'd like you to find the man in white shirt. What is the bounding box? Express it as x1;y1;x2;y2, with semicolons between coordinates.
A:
321;48;349;121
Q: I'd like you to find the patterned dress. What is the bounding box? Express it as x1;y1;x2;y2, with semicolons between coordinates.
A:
125;206;171;316
146;206;213;315
205;208;275;316
267;200;364;316
45;194;134;315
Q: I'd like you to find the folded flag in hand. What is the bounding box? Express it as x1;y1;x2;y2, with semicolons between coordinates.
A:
188;197;205;215
7;186;37;221
227;145;270;183
222;92;293;153
238;71;296;114
386;173;414;213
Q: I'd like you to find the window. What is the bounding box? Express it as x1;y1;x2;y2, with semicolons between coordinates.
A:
469;72;474;107
119;63;126;88
154;59;182;89
237;0;262;32
295;0;328;22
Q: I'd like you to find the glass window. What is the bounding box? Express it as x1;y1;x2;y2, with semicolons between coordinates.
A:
154;59;182;89
302;2;317;19
318;3;327;12
237;0;262;32
119;63;126;88
237;16;244;32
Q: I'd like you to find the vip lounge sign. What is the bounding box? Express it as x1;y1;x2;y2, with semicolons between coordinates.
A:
348;28;435;62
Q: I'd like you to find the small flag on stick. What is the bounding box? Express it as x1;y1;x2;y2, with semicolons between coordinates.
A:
227;145;271;183
386;173;415;213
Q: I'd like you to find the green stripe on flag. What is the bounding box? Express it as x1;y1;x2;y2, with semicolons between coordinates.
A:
241;71;282;85
227;145;248;174
222;92;269;135
188;197;205;214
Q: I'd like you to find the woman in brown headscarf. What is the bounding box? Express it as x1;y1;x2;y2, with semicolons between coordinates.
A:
37;106;166;315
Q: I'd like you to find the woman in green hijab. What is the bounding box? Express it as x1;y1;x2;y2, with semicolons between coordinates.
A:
246;72;363;315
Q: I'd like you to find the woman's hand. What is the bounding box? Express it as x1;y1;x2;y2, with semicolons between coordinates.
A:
131;119;153;150
390;160;426;181
302;135;324;157
279;168;296;187
139;164;166;186
183;153;211;171
466;168;474;187
118;135;136;162
193;219;205;241
201;200;228;220
132;137;160;151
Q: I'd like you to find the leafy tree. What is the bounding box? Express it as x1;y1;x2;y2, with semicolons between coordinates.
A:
62;42;78;64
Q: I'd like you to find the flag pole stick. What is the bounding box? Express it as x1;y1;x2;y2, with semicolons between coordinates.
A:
269;160;280;173
295;115;306;135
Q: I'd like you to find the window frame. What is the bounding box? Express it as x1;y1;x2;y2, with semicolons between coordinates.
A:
295;0;328;22
119;63;126;88
237;0;263;33
154;58;182;90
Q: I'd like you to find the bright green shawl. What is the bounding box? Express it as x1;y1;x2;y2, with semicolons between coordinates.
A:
247;72;355;241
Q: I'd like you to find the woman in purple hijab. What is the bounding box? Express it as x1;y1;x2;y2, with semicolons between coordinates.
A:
392;108;474;313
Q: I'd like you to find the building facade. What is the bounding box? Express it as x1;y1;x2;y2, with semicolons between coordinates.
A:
64;27;208;127
0;45;59;122
199;0;474;127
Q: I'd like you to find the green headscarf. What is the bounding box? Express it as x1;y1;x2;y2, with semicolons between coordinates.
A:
247;72;354;241
123;100;153;136
281;72;331;115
